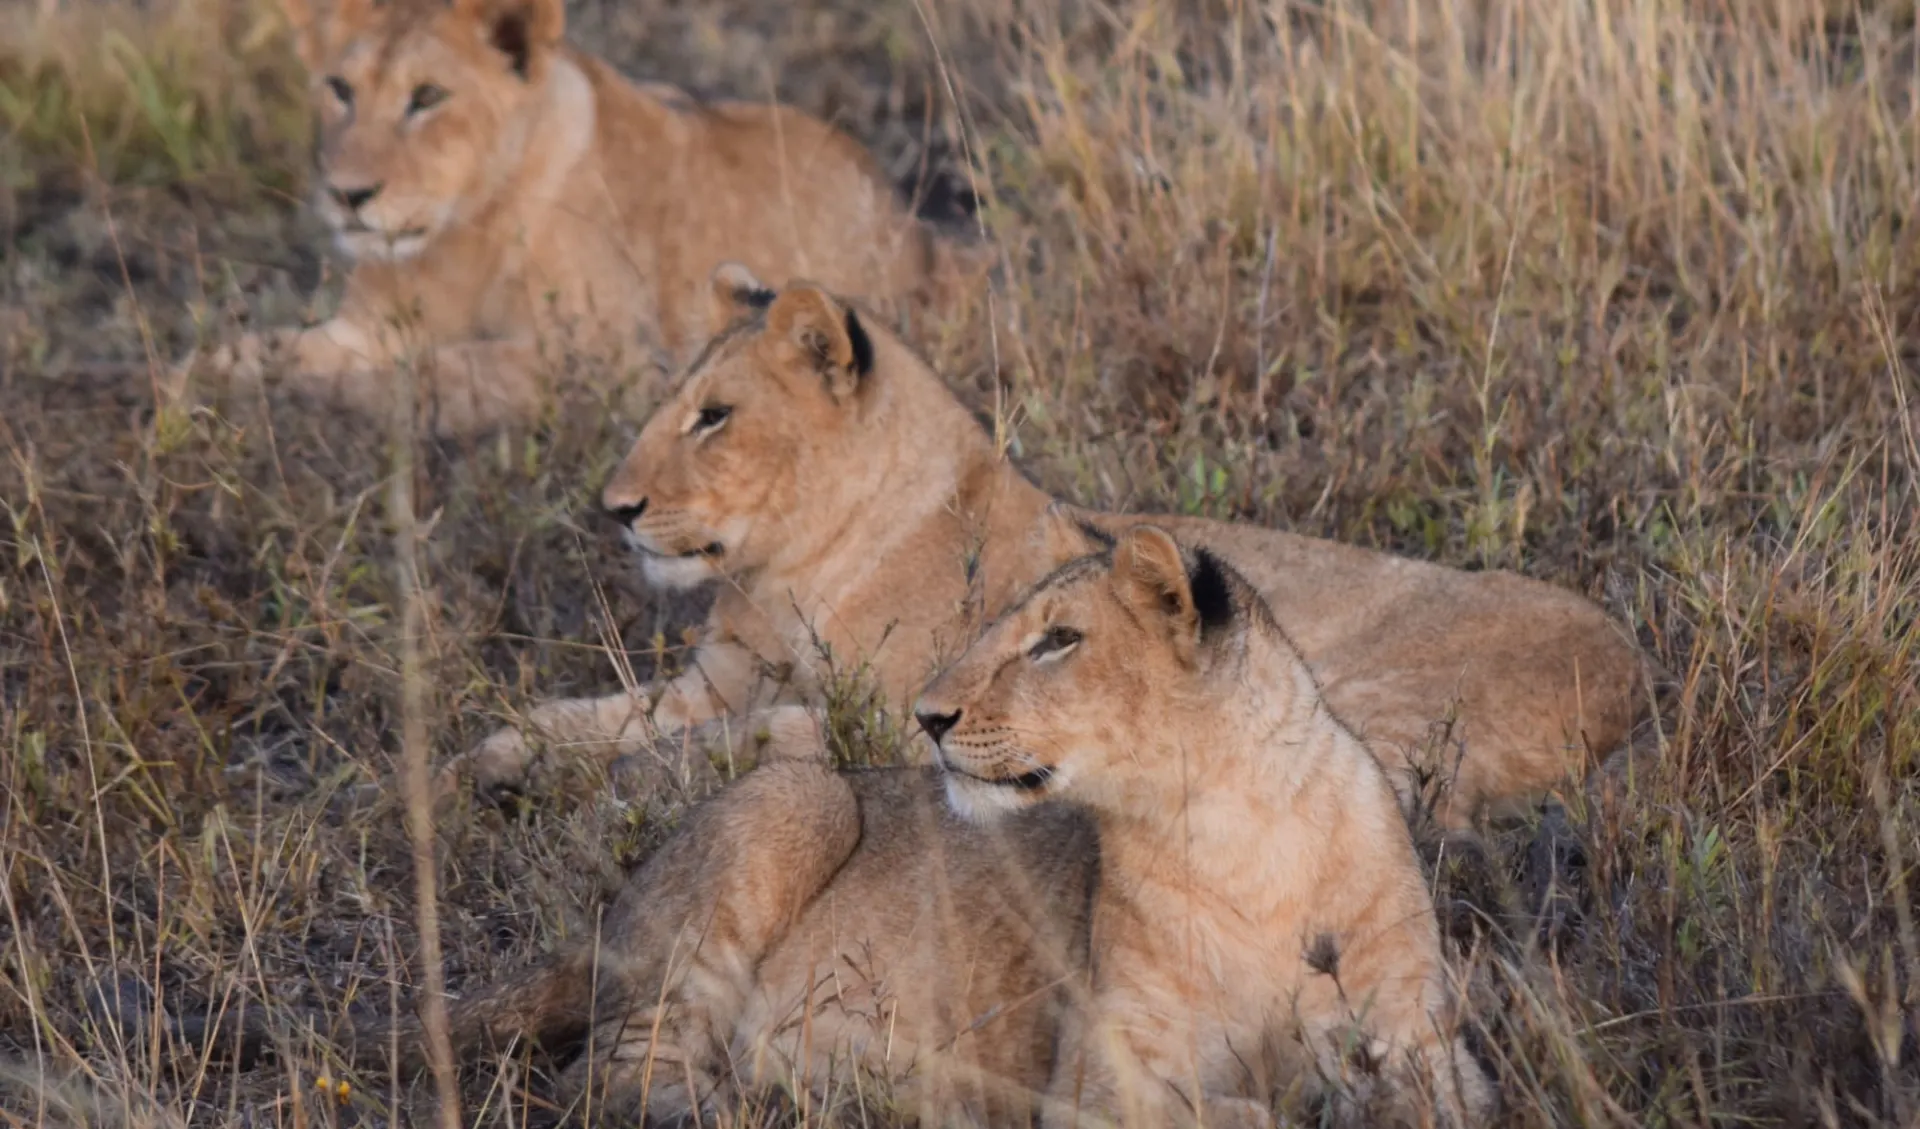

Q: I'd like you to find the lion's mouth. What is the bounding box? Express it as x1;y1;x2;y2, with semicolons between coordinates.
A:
935;752;1053;792
636;541;725;560
337;221;432;241
1001;767;1054;790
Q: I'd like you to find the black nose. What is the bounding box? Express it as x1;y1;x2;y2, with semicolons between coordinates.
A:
604;497;648;525
916;709;960;744
328;182;382;211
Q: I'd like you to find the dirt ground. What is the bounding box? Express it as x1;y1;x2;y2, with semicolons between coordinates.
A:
3;0;1919;1126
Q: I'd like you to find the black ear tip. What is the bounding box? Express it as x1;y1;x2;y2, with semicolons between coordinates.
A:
1074;519;1116;552
739;286;776;310
1187;547;1235;633
490;9;532;75
844;308;875;376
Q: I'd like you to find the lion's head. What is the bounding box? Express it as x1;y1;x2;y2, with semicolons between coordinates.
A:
913;524;1271;822
598;263;886;590
286;0;572;262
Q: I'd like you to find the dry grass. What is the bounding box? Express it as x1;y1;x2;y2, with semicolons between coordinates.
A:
0;0;307;197
3;0;1918;1125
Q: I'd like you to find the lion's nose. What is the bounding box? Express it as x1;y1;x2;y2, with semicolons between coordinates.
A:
915;709;961;744
604;496;648;526
328;182;383;211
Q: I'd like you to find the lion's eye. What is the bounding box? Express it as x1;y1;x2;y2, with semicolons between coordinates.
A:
692;405;732;435
325;76;354;106
1029;625;1083;661
407;83;449;116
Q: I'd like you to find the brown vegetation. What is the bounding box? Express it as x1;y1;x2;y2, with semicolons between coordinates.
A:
2;0;1917;1125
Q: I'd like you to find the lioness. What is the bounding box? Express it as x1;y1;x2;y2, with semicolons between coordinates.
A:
175;0;938;437
130;536;1486;1127
455;264;1643;828
126;717;1098;1126
916;525;1494;1127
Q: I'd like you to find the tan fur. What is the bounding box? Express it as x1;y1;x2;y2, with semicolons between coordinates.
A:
453;266;1644;829
914;527;1496;1127
543;753;1103;1126
313;744;1096;1124
276;533;1486;1126
172;0;935;437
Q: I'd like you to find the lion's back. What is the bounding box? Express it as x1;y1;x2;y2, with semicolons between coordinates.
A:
738;767;1097;1119
584;64;934;355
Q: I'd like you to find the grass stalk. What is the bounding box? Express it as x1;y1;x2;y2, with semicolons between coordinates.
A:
389;359;462;1129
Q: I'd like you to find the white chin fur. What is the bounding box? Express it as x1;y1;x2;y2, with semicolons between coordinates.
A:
333;230;430;263
941;772;1036;825
638;553;722;590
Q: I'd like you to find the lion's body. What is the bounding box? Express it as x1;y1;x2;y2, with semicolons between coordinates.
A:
718;767;1097;1122
323;758;1097;1126
302;531;1492;1127
914;526;1494;1126
182;0;933;436
461;270;1643;827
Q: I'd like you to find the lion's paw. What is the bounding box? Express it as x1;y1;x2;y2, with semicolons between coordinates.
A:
442;724;537;801
210;331;281;386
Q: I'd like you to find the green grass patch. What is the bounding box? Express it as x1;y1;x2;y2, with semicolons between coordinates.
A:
0;0;310;197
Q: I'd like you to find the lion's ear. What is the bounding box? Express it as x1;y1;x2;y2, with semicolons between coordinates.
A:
279;0;321;71
1110;526;1203;665
766;284;874;401
453;0;564;78
310;0;386;62
707;262;775;336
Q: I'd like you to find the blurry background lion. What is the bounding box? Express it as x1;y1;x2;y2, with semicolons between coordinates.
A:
4;0;1916;1126
167;0;954;436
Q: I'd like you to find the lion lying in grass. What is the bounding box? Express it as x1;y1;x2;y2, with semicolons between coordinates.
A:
916;525;1493;1126
452;264;1644;828
173;0;939;437
115;534;1487;1127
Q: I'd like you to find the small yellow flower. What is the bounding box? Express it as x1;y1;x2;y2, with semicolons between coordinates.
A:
312;1077;351;1105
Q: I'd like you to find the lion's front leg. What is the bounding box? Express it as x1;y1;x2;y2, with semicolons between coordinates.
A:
562;759;863;1123
172;317;392;428
408;338;551;437
650;635;791;735
192;318;386;395
1040;988;1276;1129
437;690;660;807
442;637;780;806
178;322;554;439
265;333;553;438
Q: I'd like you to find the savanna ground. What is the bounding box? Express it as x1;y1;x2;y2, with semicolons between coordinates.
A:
3;0;1919;1125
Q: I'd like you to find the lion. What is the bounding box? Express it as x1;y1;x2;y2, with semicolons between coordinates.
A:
173;0;940;437
111;714;1100;1126
451;264;1644;829
115;536;1488;1127
915;525;1495;1127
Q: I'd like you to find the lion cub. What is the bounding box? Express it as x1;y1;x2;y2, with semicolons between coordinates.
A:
916;525;1495;1128
131;731;1098;1126
454;266;1642;830
175;0;939;436
145;533;1484;1127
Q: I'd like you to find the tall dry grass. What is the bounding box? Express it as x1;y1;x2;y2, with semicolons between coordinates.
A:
3;0;1918;1125
0;0;308;196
